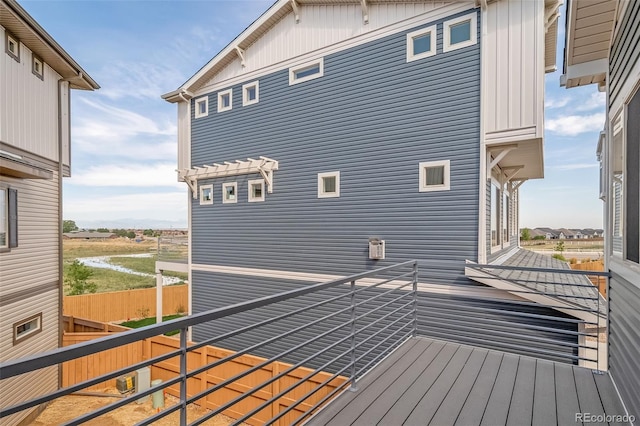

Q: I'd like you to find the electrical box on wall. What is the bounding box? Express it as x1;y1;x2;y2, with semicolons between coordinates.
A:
369;238;385;260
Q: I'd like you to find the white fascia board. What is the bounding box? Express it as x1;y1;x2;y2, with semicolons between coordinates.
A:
562;59;609;85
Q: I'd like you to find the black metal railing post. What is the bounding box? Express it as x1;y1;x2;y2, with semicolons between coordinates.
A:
180;326;188;425
412;261;418;337
349;279;358;392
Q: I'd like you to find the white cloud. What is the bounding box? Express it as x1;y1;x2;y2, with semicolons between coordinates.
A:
575;92;606;112
545;97;570;109
545;113;605;136
97;61;185;101
68;163;182;189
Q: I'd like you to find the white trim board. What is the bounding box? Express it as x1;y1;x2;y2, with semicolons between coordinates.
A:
192;3;476;96
190;263;524;303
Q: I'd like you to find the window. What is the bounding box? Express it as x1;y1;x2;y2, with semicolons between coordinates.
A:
419;160;450;192
200;184;213;205
625;85;639;263
443;13;477;52
217;89;232;112
504;193;510;243
32;55;44;80
242;81;259;106
612;112;624;254
248;179;265;202
14;313;42;345
195;97;208;118
318;171;340;198
406;26;437;62
491;182;501;248
0;188;7;249
222;182;238;203
289;59;324;85
0;187;17;251
5;31;19;62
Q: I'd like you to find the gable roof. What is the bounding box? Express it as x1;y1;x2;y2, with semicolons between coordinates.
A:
163;0;560;102
0;0;99;90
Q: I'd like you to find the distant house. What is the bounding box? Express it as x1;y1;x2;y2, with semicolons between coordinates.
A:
62;231;116;240
569;229;585;239
557;228;575;239
535;227;560;239
563;0;639;414
0;1;98;424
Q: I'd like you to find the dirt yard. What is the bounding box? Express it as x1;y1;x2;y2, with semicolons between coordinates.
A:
32;388;238;426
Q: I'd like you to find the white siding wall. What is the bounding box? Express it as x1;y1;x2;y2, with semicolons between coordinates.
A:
203;2;472;88
0;25;66;164
177;101;190;171
483;0;544;142
0;174;60;425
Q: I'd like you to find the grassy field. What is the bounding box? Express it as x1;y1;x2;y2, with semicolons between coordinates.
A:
119;314;184;336
63;239;186;295
521;239;604;251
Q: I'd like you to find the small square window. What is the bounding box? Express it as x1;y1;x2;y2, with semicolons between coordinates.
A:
443;13;477;52
13;313;42;345
5;32;20;62
243;81;259;106
318;171;340;198
32;55;44;80
222;182;238;203
419;160;450;192
200;184;213;205
248;179;265;202
289;59;324;85
0;188;7;249
218;89;233;112
406;26;437;62
195;97;208;118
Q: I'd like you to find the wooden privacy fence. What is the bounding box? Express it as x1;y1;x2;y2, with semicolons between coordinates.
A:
62;320;346;425
63;285;188;322
570;261;606;296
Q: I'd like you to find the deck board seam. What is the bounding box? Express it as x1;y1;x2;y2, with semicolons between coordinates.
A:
477;352;506;426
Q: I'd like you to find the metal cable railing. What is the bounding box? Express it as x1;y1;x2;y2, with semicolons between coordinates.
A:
0;260;418;425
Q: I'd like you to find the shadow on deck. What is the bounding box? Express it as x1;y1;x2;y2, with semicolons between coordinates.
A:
309;336;629;426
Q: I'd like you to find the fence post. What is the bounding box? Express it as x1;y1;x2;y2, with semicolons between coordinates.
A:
180;327;188;425
412;261;418;338
349;280;358;392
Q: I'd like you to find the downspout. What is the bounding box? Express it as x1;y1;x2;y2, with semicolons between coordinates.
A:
57;73;82;388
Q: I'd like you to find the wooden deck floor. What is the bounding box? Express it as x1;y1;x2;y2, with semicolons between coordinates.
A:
308;337;629;426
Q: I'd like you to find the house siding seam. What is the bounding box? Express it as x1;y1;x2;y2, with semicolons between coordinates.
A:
609;0;639;111
608;272;640;418
191;9;481;285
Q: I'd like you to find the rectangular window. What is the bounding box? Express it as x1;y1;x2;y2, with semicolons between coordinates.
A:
612;112;624;253
625;85;639;263
504;193;510;243
195;97;208;118
406;26;437;62
0;188;7;249
242;81;259;106
32;55;44;80
200;184;213;205
443;13;477;52
223;182;238;203
491;182;501;248
217;89;232;112
289;59;324;85
248;179;265;202
5;31;20;62
14;313;42;345
318;171;340;198
419;160;450;192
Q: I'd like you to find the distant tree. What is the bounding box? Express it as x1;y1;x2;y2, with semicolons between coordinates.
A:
113;229;128;237
521;228;531;241
143;229;155;237
96;228;110;233
533;235;546;240
65;260;96;295
63;220;78;233
127;231;136;239
554;241;565;256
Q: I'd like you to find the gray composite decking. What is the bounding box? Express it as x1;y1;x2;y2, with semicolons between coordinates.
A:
308;337;629;426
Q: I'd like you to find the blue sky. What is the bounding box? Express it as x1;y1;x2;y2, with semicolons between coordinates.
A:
21;0;604;230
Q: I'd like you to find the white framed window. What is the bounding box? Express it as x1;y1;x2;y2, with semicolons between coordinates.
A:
248;179;265;202
406;26;437;62
419;160;450;192
195;97;208;118
0;188;7;249
32;55;44;80
200;184;213;205
443;13;477;53
5;31;19;62
217;89;233;112
222;182;238;203
318;171;340;198
14;313;42;345
491;180;501;250
289;59;324;85
242;81;259;106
